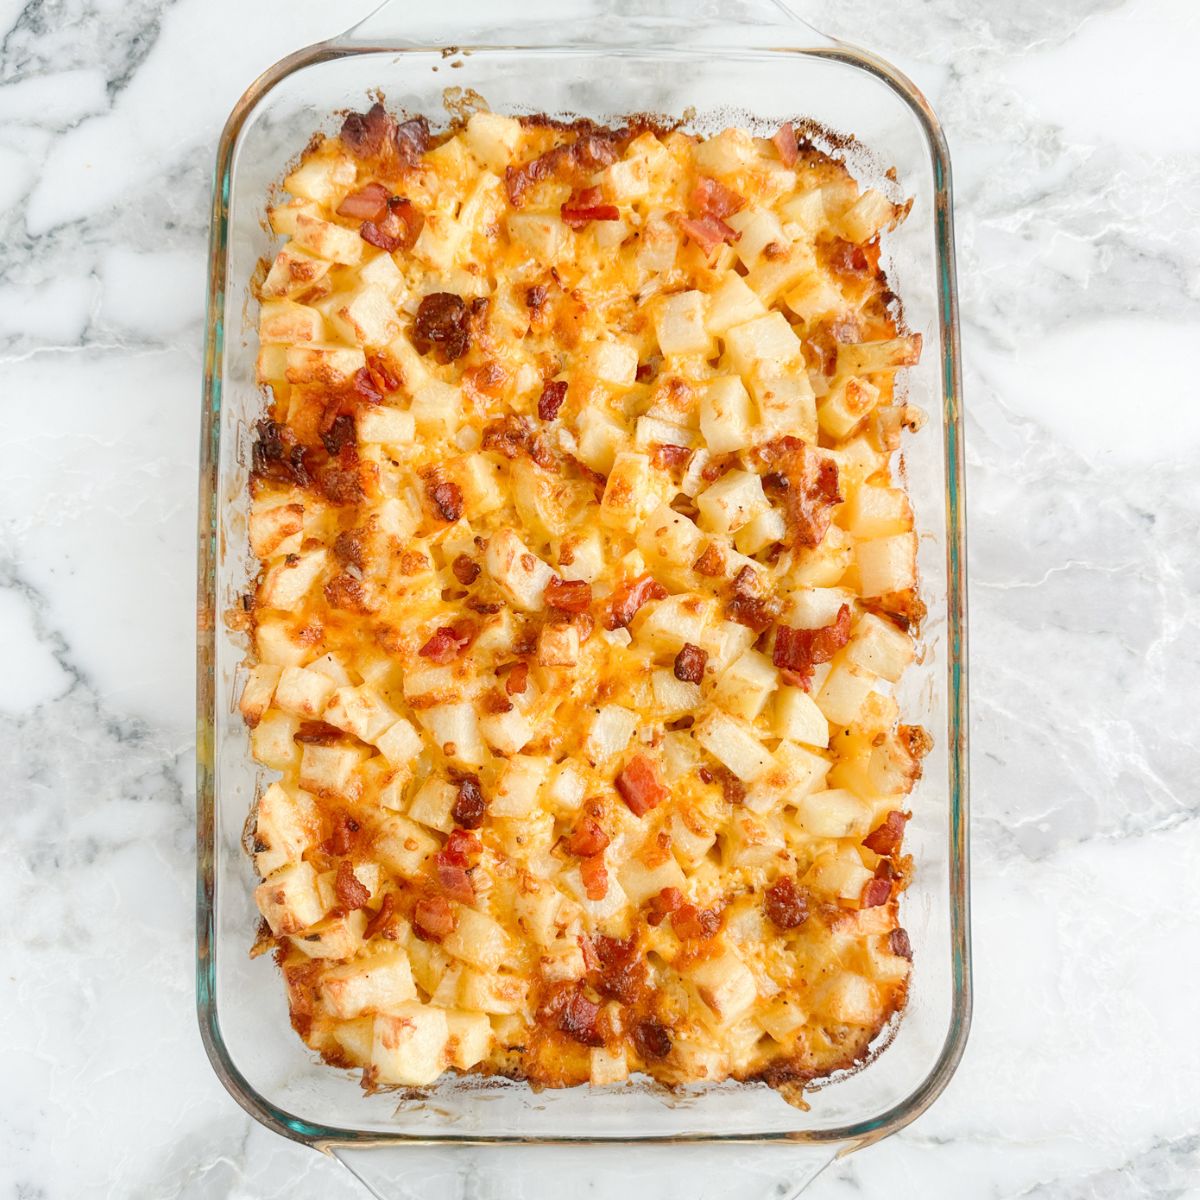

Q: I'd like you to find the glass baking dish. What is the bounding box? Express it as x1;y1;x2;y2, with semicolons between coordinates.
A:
195;2;970;1195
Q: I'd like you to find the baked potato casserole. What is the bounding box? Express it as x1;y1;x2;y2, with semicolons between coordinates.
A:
240;103;927;1093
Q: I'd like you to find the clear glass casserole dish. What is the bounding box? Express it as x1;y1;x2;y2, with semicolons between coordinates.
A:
195;2;970;1195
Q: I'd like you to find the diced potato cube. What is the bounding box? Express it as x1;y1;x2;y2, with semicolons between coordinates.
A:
371;1003;450;1086
654;290;713;356
359;250;406;301
259;299;324;344
651;668;701;715
743;740;828;814
268;197;320;235
855;532;918;598
262;243;332;299
815;661;877;727
700;619;756;674
249;498;304;560
407;777;458;833
734;506;787;556
358;405;416;446
545;760;587;813
839;189;897;243
725;207;786;267
575;405;627;474
601;451;668;531
635;415;697;451
804;848;874;901
485;529;555;611
422;702;487;766
458;968;528;1014
559;527;606;584
409;380;463;434
540;939;587;983
759;996;808;1043
590;1045;629;1085
746;364;817;444
284;343;366;387
689;948;758;1026
696;469;769;535
446;453;505;517
250;710;301;771
445;1009;494;1069
700;376;754;454
443;906;510;971
618;852;687;907
288;909;367;960
712;649;778;722
253;782;316;878
374;814;440;876
704;271;766;335
723;809;786;869
584;705;638;764
327;284;400;347
723;312;802;374
836;335;922;376
693;127;756;176
515;882;565;946
783;271;844;324
465;111;522;172
815;972;879;1026
694;710;772;781
292;212;364;265
668;808;717;866
255;860;326;936
508;211;569;262
635;210;681;271
745;244;817;305
795;787;871;842
480;706;535;755
538;622;580;667
840;485;913;539
633;593;715;652
299;741;369;796
636;504;705;585
239;663;282;727
579;340;639;388
773;686;830;748
845;613;914;682
321;949;417;1018
331;1017;375;1066
492;755;550;818
819;375;881;440
284;152;356;205
784;587;853;629
324;685;398;743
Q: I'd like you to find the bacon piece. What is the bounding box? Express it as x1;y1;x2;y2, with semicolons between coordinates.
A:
451;554;481;586
615;755;668;817
763;877;809;930
319;414;355;458
544;577;592;613
361;197;423;253
435;859;475;905
332;528;366;570
537;379;567;421
580;852;608;900
418;620;476;664
861;877;892;908
651;443;692;471
293;720;343;745
442;828;482;866
337;182;390;222
451;777;488;829
561;186;621;230
412;292;470;361
754;437;843;549
334;859;371;911
413;894;456;941
713;765;746;806
339;103;394;158
558;987;605;1046
591;934;644;1004
671;903;721;941
394;116;430;166
427;479;464;522
672;642;707;684
863;810;908;856
773;122;799;166
693;544;724;577
316;450;364;506
604;573;667;630
772;604;853;691
829;238;871;275
646;886;684;927
323;811;360;857
505;661;529;695
675;213;739;257
727;567;780;633
324;572;371;614
350;366;384;405
633;1020;672;1060
889;927;913;960
364;892;397;940
565;816;610;858
506;133;622;207
251;419;309;486
691;176;746;220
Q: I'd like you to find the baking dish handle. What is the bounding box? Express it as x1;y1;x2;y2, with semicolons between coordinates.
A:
330;1141;841;1199
334;0;834;49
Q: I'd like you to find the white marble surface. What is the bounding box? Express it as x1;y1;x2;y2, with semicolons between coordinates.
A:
3;0;1199;1196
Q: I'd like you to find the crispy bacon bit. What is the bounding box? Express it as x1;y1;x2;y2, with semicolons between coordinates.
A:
773;122;799;166
633;1020;672;1060
412;292;470;361
364;892;397;940
418;620;476;664
764;877;810;930
350;366;384;405
650;443;692;471
561;185;621;230
394;116;431;166
755;436;843;549
435;859;475;905
332;528;365;570
339;103;393;158
675;213;740;257
671;903;721;941
361;197;424;253
482;689;513;715
693;544;725;577
324;572;371;614
558;986;605;1046
537;379;568;421
565;816;610;858
673;642;708;684
319;414;355;458
691;176;746;220
525;284;548;311
727;568;780;633
544;576;592;613
646;886;684;927
337;181;390;222
604;573;667;630
861;877;892;908
829;238;871;275
316;451;364;506
481;413;537;459
504;661;529;695
615;755;668;817
413;894;456;941
251;419;309;486
580;852;608;900
451;776;488;829
591;934;643;1004
451;554;480;585
293;720;343;745
889;927;914;960
772;604;853;691
428;479;464;522
442;828;482;866
863;810;909;856
506;133;622;207
323;811;360;857
714;766;746;806
334;859;371;911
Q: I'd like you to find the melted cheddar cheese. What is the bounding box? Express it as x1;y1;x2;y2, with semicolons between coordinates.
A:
241;104;926;1094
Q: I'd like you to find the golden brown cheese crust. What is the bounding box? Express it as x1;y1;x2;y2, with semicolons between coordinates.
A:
241;104;925;1094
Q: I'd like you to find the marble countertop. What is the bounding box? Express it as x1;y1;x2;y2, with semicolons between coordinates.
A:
3;0;1198;1196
